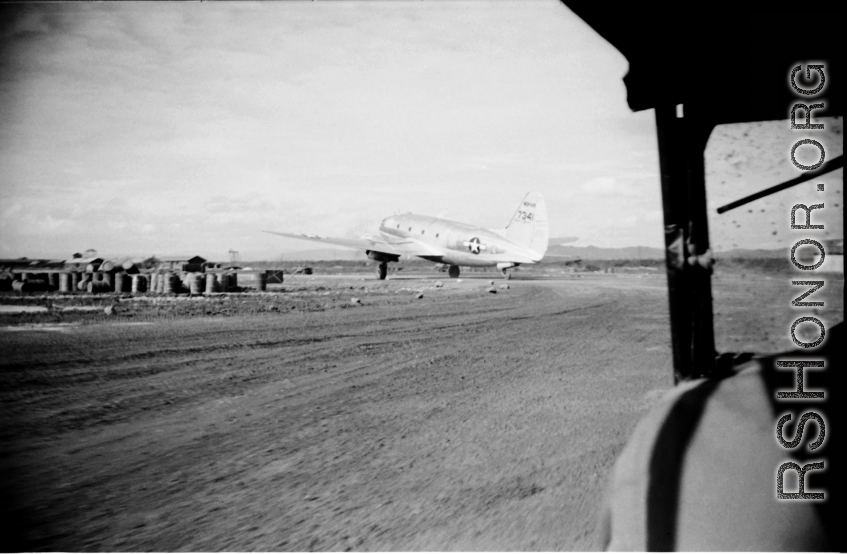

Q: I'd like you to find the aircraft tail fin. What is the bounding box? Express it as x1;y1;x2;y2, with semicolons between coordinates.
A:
505;192;548;259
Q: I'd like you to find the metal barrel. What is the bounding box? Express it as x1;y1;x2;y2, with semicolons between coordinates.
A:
189;273;203;295
70;271;80;291
114;273;129;293
157;273;166;294
17;279;48;292
48;272;60;290
131;274;146;293
59;272;71;292
150;273;159;293
20;272;31;281
103;272;113;289
218;273;229;292
163;273;178;294
204;273;217;294
122;260;139;274
118;272;129;291
100;260;116;272
87;281;110;294
254;271;267;291
77;277;90;291
86;263;100;273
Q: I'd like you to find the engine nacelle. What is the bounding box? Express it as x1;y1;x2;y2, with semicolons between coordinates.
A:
496;262;518;270
367;250;400;263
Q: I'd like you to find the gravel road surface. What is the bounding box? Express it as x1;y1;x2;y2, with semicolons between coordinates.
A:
1;272;841;551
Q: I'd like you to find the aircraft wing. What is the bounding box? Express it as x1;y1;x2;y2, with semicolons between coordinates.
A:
379;236;445;257
262;230;445;258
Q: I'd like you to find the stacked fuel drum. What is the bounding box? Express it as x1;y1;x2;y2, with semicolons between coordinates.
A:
5;261;275;295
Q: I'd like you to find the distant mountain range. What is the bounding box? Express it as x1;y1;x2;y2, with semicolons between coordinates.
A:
545;244;665;260
714;248;788;259
547;245;792;260
280;248;368;262
279;245;791;261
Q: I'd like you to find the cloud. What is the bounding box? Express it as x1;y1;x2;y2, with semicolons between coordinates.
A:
578;176;643;198
579;177;617;195
0;2;665;258
1;202;24;219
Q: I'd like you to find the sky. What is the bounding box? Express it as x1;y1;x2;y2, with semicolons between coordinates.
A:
0;1;840;262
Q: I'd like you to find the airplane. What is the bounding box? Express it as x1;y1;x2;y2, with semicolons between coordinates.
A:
263;192;549;280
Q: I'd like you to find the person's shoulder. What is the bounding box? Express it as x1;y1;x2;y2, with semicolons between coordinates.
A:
599;322;843;550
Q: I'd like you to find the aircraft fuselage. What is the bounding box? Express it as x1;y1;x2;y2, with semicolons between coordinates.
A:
379;214;539;267
264;191;549;279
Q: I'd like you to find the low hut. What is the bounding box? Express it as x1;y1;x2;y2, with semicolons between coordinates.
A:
153;255;208;273
64;256;103;272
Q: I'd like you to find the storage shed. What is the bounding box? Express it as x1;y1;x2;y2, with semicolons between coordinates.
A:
62;257;103;271
154;255;208;272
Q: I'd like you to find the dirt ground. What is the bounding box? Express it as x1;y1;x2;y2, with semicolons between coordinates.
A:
1;270;843;551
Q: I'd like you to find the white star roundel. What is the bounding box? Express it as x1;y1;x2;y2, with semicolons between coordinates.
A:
463;237;487;254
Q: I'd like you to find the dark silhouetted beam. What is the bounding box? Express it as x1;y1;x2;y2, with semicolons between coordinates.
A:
717;155;843;214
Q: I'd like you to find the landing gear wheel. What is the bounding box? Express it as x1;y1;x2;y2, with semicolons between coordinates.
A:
377;262;387;280
502;270;512;280
448;265;460;279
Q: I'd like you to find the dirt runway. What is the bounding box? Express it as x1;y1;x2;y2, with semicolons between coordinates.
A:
1;272;841;551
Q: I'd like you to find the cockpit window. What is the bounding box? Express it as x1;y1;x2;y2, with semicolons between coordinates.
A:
705;117;843;355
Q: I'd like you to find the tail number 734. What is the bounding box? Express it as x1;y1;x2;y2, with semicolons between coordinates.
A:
515;211;534;223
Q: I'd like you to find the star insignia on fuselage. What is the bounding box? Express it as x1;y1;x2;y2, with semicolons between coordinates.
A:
463;237;486;254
